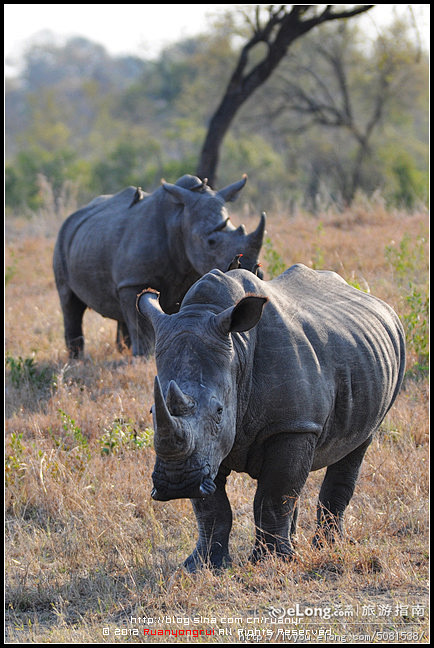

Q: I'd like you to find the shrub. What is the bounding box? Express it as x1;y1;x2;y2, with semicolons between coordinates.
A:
6;354;53;391
99;417;153;455
263;236;286;279
385;232;428;377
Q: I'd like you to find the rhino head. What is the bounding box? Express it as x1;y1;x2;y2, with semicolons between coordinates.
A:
137;283;268;501
162;175;265;276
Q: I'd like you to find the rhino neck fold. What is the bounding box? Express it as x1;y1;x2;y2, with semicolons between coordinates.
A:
158;206;201;313
222;330;258;475
232;328;257;430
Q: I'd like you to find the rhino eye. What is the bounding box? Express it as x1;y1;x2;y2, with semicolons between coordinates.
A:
207;237;217;248
212;403;223;424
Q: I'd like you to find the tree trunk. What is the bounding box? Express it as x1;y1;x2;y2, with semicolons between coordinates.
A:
196;94;244;184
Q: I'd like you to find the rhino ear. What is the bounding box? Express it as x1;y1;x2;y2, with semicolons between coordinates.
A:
161;182;191;205
217;174;247;202
215;295;268;335
136;288;167;329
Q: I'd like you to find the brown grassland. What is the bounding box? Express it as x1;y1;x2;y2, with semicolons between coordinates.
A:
5;192;429;643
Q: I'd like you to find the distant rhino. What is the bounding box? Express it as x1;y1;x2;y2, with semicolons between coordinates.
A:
137;264;406;572
53;175;265;357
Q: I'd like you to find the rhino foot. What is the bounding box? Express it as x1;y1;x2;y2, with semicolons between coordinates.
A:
312;512;344;549
183;547;232;573
67;335;85;359
312;524;345;549
249;538;295;565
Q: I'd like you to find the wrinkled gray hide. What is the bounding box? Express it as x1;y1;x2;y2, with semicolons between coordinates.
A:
137;264;406;571
53;175;265;357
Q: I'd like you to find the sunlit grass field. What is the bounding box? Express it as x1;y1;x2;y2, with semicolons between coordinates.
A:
5;194;428;643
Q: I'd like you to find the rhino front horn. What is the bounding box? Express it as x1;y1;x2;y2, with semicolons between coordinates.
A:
248;212;266;248
153;376;193;459
153;376;177;436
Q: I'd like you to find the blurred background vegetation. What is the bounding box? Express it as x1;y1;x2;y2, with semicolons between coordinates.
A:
5;6;428;215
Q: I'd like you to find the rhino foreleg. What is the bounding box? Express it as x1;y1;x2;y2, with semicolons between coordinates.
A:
313;435;372;547
59;287;87;359
251;433;316;563
184;470;233;572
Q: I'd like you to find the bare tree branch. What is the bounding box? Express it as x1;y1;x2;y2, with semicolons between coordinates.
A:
267;17;406;204
196;4;374;185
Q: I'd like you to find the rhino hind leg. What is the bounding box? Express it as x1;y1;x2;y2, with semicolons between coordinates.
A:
184;470;233;573
313;435;373;548
59;288;87;358
250;432;316;564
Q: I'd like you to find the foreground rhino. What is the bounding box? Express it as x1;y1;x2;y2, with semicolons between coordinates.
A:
137;264;405;571
53;175;265;357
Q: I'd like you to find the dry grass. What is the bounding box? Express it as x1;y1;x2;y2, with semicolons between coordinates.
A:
5;200;429;643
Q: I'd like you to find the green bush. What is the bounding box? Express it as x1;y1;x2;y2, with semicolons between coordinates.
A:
99;418;153;455
263;236;286;279
5;433;26;486
385;232;428;377
403;286;429;376
6;353;53;390
5;147;87;211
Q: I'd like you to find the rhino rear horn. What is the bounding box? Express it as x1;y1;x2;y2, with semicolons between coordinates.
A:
248;212;266;250
211;217;230;233
166;380;195;416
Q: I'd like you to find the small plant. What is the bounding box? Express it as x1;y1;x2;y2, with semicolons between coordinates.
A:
263;236;286;279
6;353;53;391
99;417;153;455
385;233;427;286
403;286;429;377
385;232;429;377
5;251;18;285
54;409;91;464
346;277;370;293
6;354;38;388
5;433;26;486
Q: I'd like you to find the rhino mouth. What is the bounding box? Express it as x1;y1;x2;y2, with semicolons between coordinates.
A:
151;457;216;501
